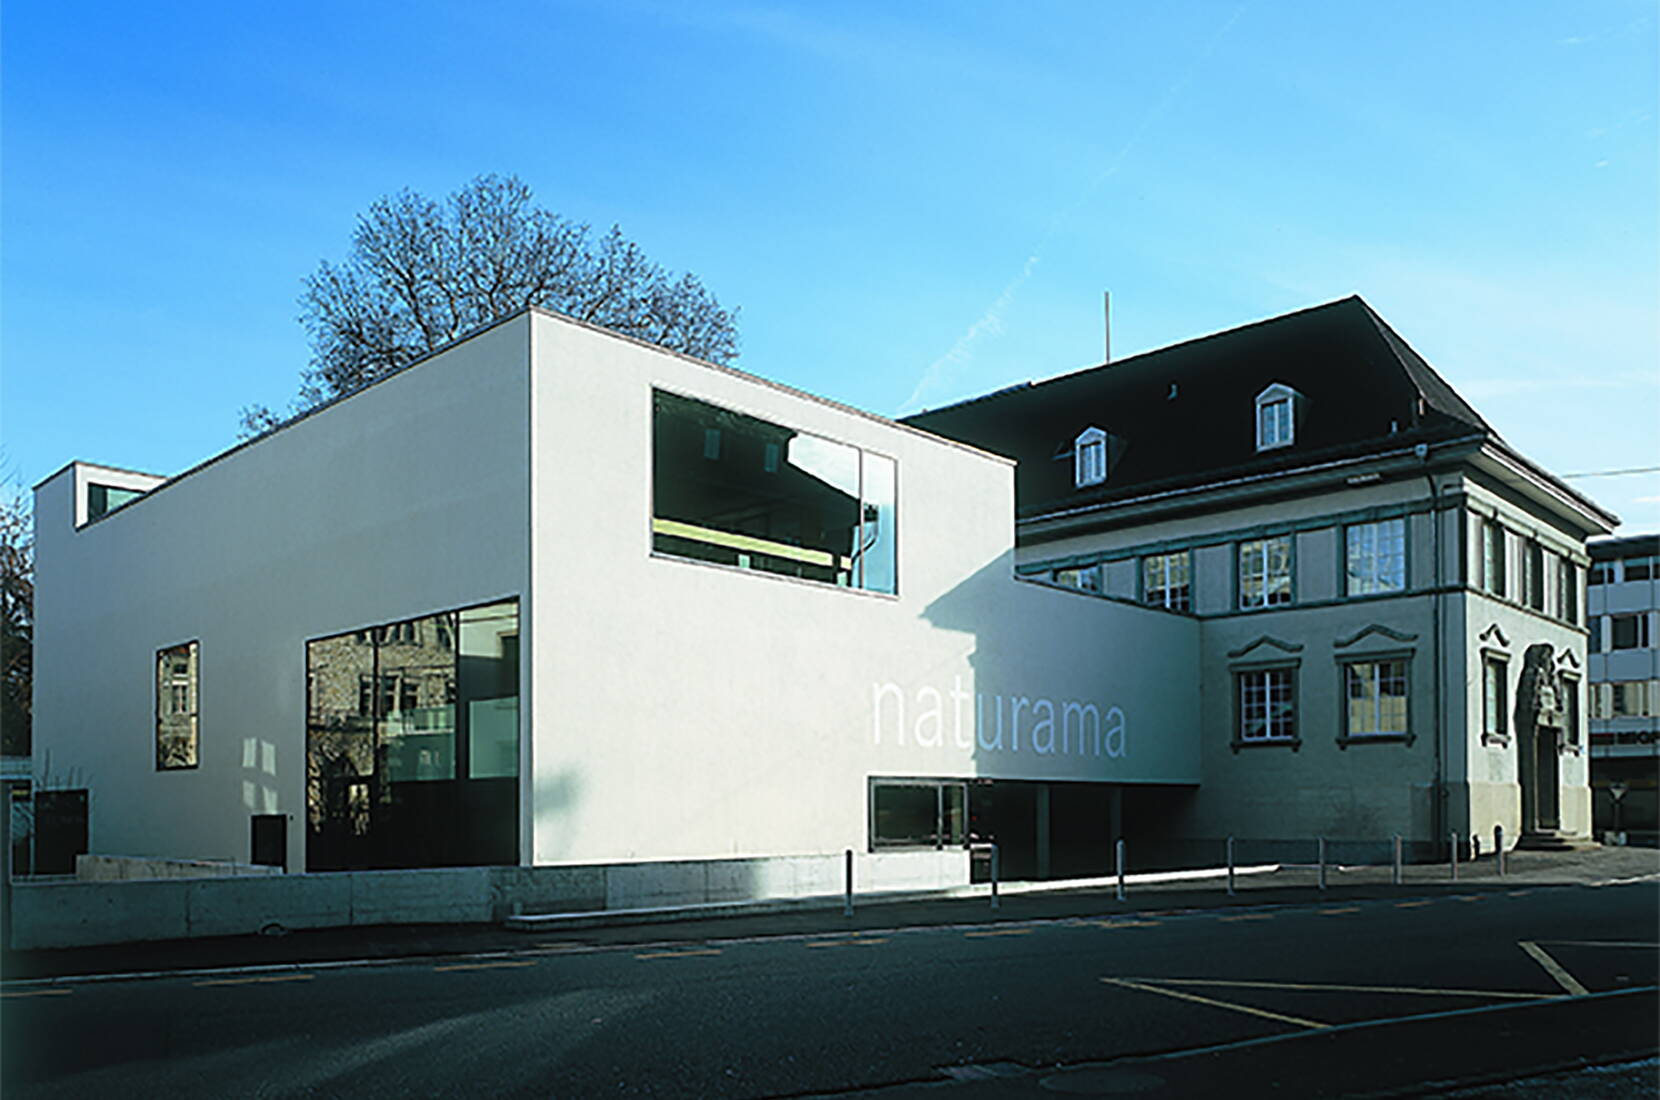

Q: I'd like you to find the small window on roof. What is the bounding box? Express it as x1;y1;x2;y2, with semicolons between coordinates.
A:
1074;426;1108;488
1255;383;1301;452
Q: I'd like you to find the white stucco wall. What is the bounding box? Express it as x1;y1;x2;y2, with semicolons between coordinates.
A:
526;313;1200;867
33;318;533;866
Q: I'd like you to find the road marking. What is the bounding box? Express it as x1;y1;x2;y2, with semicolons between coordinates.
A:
1519;941;1588;996
1453;895;1483;902
1086;919;1161;929
1135;977;1551;1001
1101;977;1327;1030
635;948;723;960
195;974;315;987
1394;900;1433;908
1219;913;1273;922
965;929;1032;938
1;988;74;998
433;960;538;972
1506;890;1531;897
1319;907;1360;915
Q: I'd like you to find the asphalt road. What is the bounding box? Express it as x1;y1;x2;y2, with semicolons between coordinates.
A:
3;881;1656;1098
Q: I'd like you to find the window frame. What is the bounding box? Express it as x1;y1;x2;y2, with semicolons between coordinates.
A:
1479;519;1506;597
1232;663;1299;751
1345;518;1407;597
1481;654;1510;747
1142;549;1192;612
868;777;969;851
1609;613;1651;651
1254;383;1299;452
1337;654;1413;746
155;639;201;771
1238;535;1294;610
1074;426;1108;488
1556;558;1579;625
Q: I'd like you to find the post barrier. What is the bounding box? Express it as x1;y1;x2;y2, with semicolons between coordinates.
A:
1495;825;1505;877
844;848;854;917
1450;831;1459;882
990;844;1000;911
1115;838;1126;903
1317;836;1327;891
1392;834;1402;886
1226;836;1236;897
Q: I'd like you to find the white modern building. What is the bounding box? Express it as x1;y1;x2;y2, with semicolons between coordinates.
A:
29;297;1616;919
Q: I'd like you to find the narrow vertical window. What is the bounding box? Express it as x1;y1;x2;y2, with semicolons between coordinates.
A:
1480;520;1505;596
1254;384;1300;451
156;641;200;769
1074;427;1108;488
1557;559;1578;625
1482;657;1508;742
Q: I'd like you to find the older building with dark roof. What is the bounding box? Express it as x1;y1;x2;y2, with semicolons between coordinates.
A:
908;296;1616;858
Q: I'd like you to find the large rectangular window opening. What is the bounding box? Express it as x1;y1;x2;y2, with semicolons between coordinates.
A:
156;641;199;769
652;390;897;594
305;598;519;871
1343;658;1409;739
1237;667;1296;743
870;778;967;849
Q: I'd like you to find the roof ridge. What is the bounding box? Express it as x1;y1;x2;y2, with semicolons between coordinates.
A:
1349;300;1492;434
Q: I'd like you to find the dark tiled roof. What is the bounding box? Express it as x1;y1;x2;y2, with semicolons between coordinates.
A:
903;296;1491;516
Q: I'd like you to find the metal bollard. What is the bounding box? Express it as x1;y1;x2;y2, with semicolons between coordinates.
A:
1226;836;1236;897
1317;836;1327;891
1495;825;1505;877
990;843;1000;911
1115;838;1126;903
844;848;854;917
1450;831;1459;882
1392;834;1402;886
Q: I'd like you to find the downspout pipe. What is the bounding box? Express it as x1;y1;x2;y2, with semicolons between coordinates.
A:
1425;469;1445;858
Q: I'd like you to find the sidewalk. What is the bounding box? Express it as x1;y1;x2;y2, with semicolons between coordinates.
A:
3;844;1655;984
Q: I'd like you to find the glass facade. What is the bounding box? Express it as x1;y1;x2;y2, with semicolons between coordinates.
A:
306;599;518;871
652;390;898;594
155;641;199;769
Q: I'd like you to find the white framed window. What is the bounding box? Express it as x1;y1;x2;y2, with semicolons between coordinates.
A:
1143;550;1191;611
156;640;200;770
1239;536;1293;609
1346;519;1406;596
1074;426;1108;488
1343;659;1409;738
1238;667;1296;743
1254;383;1299;451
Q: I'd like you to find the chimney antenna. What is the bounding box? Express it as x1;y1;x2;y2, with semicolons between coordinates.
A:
1103;291;1112;364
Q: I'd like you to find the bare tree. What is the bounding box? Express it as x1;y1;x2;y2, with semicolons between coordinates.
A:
0;486;32;756
242;174;740;435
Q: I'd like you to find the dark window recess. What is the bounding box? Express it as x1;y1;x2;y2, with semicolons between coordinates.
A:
871;779;966;849
1588;562;1613;585
86;483;143;522
34;788;89;875
1610;614;1651;651
251;814;287;870
1625;558;1654;582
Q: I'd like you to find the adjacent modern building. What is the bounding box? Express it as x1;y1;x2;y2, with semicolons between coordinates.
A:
28;296;1618;916
1588;534;1659;844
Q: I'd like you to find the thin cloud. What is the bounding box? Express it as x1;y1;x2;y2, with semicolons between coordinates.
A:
902;255;1039;413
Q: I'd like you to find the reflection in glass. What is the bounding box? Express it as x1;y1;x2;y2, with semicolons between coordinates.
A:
155;641;199;769
652;390;898;594
306;599;518;871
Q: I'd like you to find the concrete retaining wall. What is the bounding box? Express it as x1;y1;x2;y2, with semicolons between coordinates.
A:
7;849;969;950
76;855;283;882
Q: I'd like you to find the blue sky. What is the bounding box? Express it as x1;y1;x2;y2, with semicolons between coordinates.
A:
4;1;1656;530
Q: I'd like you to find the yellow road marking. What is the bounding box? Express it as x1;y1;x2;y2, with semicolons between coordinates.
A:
1319;907;1360;915
1507;890;1531;897
1395;900;1433;908
195;974;315;987
1089;919;1161;929
1219;913;1274;922
1101;977;1327;1030
1;988;73;998
1139;977;1551;1000
433;960;538;972
635;948;722;960
1519;941;1588;996
965;929;1032;938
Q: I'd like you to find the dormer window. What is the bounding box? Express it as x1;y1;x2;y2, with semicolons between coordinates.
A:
1255;383;1301;452
1074;426;1108;488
